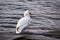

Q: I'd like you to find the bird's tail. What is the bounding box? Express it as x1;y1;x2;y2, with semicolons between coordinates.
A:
16;27;22;34
16;27;20;34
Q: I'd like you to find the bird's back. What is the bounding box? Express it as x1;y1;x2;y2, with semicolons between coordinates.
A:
16;17;31;34
17;17;31;27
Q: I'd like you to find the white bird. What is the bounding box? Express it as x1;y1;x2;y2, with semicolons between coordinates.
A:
16;10;32;34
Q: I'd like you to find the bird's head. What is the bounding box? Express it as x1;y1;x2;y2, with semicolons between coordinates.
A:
24;10;31;17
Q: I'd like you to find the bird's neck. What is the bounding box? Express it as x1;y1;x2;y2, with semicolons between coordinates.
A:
24;15;31;18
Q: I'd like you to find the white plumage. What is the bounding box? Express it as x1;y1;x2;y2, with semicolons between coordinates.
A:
16;10;31;34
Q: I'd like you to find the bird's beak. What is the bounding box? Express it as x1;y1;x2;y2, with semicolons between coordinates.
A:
29;12;31;15
30;15;33;18
29;12;33;18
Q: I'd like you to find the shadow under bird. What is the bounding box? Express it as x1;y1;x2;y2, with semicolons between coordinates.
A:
16;10;32;34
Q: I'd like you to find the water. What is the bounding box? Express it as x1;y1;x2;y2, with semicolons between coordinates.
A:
0;0;60;40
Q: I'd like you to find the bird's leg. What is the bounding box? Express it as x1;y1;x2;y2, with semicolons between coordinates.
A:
22;27;27;32
22;26;29;34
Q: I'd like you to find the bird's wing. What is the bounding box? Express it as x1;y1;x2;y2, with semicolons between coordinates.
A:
16;17;30;27
16;17;31;33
